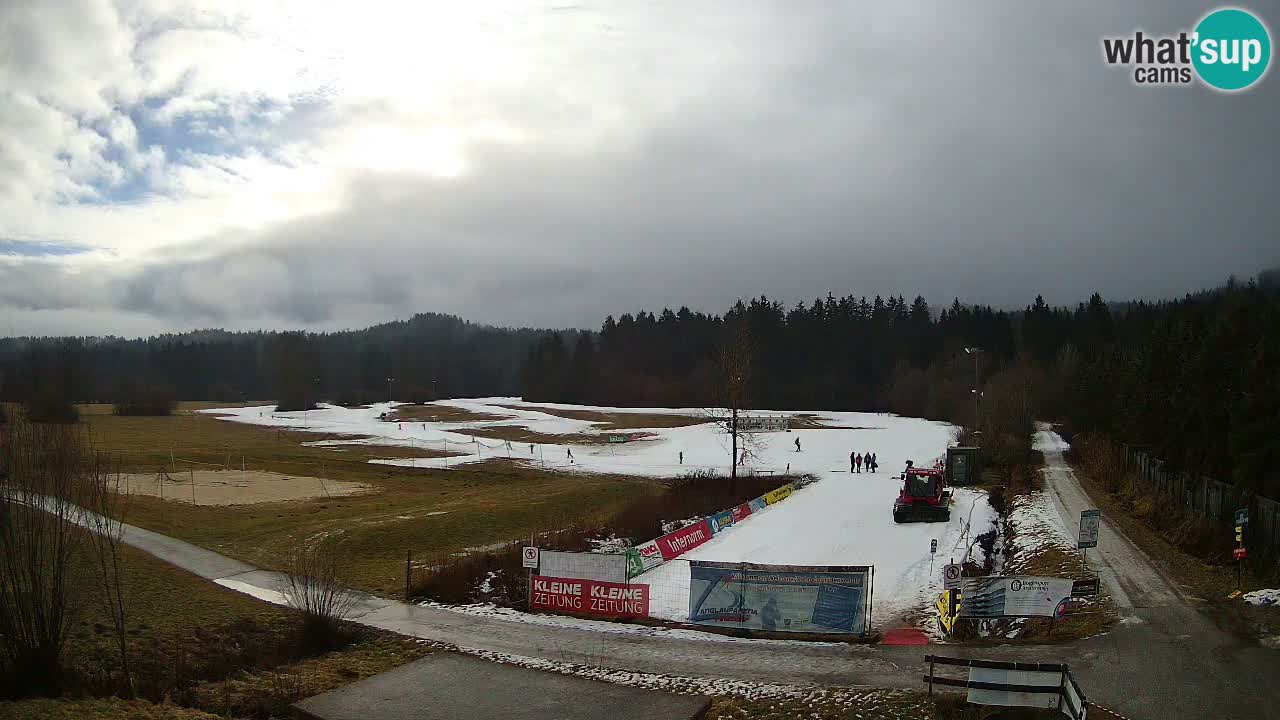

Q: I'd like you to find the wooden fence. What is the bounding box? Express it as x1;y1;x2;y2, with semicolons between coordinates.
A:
1122;445;1280;571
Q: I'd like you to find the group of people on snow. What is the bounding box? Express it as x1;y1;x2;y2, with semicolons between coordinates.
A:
851;450;877;473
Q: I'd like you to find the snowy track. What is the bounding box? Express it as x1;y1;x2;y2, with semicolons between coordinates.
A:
206;398;995;625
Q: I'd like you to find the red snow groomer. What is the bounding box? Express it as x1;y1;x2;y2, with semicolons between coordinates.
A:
892;461;952;523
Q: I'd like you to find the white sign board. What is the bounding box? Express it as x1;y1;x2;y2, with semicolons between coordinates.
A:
1078;510;1101;549
967;667;1062;710
522;546;539;569
538;550;628;584
959;576;1075;618
943;563;963;590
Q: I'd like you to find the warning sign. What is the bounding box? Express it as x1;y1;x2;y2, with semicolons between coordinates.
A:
943;563;962;590
522;546;539;569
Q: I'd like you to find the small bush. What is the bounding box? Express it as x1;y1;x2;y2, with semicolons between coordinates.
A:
113;384;176;416
281;541;359;652
24;393;79;423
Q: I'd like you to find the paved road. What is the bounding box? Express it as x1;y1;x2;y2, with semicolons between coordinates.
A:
1034;425;1278;719
294;652;709;720
107;434;1278;720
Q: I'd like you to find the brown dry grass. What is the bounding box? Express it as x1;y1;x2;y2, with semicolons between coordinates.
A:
493;403;708;430
76;408;661;596
388;404;511;423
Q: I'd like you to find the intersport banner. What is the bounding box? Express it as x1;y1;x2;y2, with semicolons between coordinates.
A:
656;519;712;560
709;510;735;533
688;561;870;635
625;539;664;578
530;575;649;618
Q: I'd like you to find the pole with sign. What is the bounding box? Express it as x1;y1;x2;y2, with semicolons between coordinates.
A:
523;546;540;608
1078;509;1100;567
1234;509;1248;589
930;538;938;574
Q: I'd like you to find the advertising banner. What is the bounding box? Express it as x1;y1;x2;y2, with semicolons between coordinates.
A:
625;539;664;578
748;496;768;512
709;510;735;534
688;561;870;634
530;575;649;618
538;550;628;584
763;483;795;505
737;416;789;432
730;503;753;524
656;519;712;560
958;576;1074;619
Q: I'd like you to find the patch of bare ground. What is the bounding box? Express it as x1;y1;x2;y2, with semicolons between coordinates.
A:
120;470;373;506
494;403;709;429
387;404;512;423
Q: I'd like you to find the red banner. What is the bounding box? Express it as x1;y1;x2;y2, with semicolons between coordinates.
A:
656;518;712;560
730;503;753;524
530;575;649;618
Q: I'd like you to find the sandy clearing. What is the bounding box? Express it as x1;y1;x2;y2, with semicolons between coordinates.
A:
120;469;373;505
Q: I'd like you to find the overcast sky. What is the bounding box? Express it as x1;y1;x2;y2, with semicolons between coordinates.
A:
1;1;1276;337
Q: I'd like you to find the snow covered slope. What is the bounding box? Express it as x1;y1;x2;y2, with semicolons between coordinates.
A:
203;398;996;624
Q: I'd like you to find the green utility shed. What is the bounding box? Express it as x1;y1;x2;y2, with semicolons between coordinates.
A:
946;446;981;486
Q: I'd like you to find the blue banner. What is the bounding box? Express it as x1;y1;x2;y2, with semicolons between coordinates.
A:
709;510;735;534
688;561;870;635
748;496;768;513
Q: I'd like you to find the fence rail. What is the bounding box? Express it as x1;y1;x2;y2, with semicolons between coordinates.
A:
1122;445;1280;568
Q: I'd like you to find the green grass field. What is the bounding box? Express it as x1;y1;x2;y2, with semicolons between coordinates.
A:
0;538;430;719
82;406;662;596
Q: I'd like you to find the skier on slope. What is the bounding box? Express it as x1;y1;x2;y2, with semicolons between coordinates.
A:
850;450;857;473
870;452;878;473
794;437;801;452
855;452;863;473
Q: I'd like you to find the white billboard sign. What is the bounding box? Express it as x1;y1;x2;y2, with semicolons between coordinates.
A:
538;550;628;584
959;576;1074;619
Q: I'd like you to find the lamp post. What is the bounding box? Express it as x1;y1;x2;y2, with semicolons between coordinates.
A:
386;376;395;405
964;347;983;432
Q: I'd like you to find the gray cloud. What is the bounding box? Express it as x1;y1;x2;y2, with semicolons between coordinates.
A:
3;1;1278;336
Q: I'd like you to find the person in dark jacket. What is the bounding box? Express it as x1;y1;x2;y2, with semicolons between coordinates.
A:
855;452;863;473
850;451;857;473
870;452;878;473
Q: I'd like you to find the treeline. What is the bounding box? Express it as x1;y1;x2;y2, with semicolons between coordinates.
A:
524;275;1280;498
0;313;551;413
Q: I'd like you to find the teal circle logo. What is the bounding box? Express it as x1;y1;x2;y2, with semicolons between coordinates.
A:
1192;8;1271;91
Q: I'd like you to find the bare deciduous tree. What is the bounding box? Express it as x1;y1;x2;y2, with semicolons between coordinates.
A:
81;449;133;695
704;319;761;488
0;418;134;698
0;417;88;697
280;539;358;650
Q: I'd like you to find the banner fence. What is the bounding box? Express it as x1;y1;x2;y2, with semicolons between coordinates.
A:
688;561;874;636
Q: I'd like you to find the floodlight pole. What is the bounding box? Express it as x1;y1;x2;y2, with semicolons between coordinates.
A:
964;347;983;432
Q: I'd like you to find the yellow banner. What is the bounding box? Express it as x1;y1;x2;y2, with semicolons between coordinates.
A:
937;589;961;635
763;484;795;505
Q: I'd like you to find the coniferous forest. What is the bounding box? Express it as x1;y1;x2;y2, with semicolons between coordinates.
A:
2;272;1277;497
